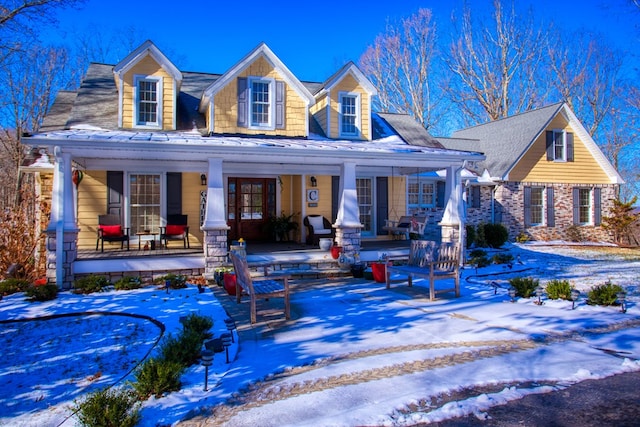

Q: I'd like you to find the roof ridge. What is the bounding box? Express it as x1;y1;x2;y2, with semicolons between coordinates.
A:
455;102;565;132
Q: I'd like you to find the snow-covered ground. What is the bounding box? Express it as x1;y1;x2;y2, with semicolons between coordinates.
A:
1;243;639;426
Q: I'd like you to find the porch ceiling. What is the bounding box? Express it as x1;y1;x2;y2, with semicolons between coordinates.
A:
24;130;485;175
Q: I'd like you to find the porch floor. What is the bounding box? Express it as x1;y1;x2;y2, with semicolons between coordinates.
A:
74;239;412;277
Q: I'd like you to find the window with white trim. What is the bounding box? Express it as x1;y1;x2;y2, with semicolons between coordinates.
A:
250;78;273;128
577;188;591;224
357;178;373;234
129;174;161;234
553;130;566;161
530;187;544;225
339;92;360;137
408;179;435;210
134;76;162;128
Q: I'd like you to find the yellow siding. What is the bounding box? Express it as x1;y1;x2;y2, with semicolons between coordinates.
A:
310;93;328;135
387;176;407;219
511;116;610;184
304;176;334;223
212;56;307;136
329;74;371;140
181;173;203;246
77;171;108;249
122;55;175;130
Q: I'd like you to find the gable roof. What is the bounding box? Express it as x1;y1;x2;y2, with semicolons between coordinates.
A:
198;43;315;112
439;102;622;183
317;61;378;96
113;40;182;87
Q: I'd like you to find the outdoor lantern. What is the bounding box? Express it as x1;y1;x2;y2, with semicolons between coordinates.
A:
165;279;171;294
535;285;544;305
221;333;232;363
617;291;627;313
310;176;317;187
224;318;237;343
571;289;580;310
201;350;214;391
508;287;516;302
200;173;207;186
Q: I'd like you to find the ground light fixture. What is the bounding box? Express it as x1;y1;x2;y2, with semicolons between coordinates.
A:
224;318;237;342
508;287;516;302
571;289;580;310
221;333;232;363
535;285;544;305
201;350;214;391
617;291;627;313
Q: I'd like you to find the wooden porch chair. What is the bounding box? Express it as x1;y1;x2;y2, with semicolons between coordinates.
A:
96;214;130;252
385;240;460;301
160;214;190;248
229;250;291;324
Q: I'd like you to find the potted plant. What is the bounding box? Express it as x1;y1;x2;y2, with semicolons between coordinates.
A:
267;211;299;242
370;253;389;283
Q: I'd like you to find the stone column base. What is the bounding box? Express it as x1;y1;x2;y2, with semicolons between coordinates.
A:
334;226;362;257
440;223;461;245
203;228;229;279
45;229;79;289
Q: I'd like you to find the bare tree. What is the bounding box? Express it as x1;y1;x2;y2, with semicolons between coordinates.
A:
446;0;546;124
358;8;444;131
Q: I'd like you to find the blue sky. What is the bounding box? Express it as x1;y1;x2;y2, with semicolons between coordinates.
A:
49;0;639;83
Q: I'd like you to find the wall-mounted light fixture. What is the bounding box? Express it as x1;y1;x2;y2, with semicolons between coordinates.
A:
310;176;317;187
200;174;207;186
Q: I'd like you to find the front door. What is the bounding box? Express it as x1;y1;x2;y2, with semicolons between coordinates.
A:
227;178;276;242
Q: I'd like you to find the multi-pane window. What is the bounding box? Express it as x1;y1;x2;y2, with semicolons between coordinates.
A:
340;93;358;137
553;130;566;161
578;188;591;224
251;80;271;127
530;187;544;225
137;79;159;126
129;174;161;234
356;178;372;233
408;180;435;208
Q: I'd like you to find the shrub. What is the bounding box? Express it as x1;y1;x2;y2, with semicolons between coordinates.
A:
75;387;140;427
469;249;487;258
132;357;184;399
154;273;187;289
468;254;491;268
586;281;624;306
509;277;539;298
491;253;514;265
566;225;584;242
546;279;572;300
0;278;30;295
465;225;476;248
482;223;509;248
515;232;530;243
74;275;110;294
181;313;214;341
474;223;487;248
24;284;58;301
159;330;203;367
114;276;143;291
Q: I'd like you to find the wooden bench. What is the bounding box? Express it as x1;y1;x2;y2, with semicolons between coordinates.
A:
385;240;461;301
229;251;291;324
382;215;427;239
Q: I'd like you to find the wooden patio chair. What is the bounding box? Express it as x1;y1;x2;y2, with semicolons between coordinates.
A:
385;240;460;301
96;214;130;252
229;250;291;324
160;214;190;248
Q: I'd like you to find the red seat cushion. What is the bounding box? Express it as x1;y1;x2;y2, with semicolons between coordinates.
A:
100;225;122;237
165;225;185;235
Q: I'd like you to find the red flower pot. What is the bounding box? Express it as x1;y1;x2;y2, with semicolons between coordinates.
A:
331;245;343;259
223;273;237;295
371;262;387;283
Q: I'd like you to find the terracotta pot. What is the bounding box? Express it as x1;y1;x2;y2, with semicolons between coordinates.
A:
330;245;343;259
371;262;387;283
223;273;237;295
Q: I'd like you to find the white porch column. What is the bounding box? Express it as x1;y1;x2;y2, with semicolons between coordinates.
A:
46;147;79;289
439;164;465;247
334;162;362;257
201;158;230;278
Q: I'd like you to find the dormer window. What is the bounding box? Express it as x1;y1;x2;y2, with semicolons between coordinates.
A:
339;92;360;138
134;75;162;128
237;76;285;130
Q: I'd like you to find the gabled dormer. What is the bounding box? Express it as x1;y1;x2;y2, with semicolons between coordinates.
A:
199;43;315;137
113;40;182;131
311;62;377;140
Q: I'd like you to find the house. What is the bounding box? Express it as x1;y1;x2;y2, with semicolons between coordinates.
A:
24;40;483;288
437;102;623;243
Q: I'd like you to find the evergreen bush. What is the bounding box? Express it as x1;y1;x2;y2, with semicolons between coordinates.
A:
181;313;214;341
114;276;143;291
491;252;514;265
482;223;509;248
465;224;476;248
154;273;187;289
0;278;30;295
509;276;539;298
73;275;110;294
24;284;58;301
75;387;140;427
586;281;624;306
545;279;572;300
159;330;203;367
132;358;184;399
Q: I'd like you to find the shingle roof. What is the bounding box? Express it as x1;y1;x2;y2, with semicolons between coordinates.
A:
40;91;76;132
375;113;445;149
439;103;565;178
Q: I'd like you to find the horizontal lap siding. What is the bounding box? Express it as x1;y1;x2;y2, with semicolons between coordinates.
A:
330;74;371;140
181;172;203;245
511;118;611;184
77;171;108;249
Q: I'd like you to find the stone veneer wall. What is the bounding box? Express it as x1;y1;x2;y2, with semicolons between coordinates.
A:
46;230;78;289
203;228;229;279
334;226;361;257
